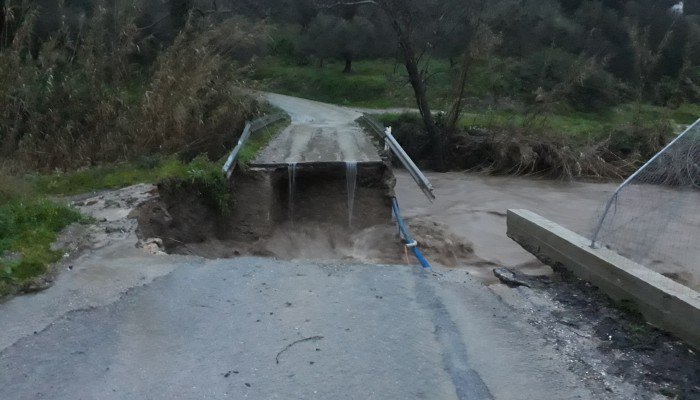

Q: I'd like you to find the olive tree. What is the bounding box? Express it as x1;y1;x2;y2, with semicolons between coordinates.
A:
302;10;389;72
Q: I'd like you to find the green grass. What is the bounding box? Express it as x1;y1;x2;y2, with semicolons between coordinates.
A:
251;58;423;108
379;100;698;142
253;57;699;139
0;154;242;296
28;156;191;196
175;155;233;214
0;197;83;295
249;57;529;109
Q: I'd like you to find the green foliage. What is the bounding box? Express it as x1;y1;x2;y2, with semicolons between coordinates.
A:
0;6;258;172
136;19;258;161
380;104;680;179
0;152;239;295
251;59;415;107
381;102;687;143
0;167;83;291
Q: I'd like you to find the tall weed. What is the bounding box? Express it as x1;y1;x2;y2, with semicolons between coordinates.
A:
0;7;261;171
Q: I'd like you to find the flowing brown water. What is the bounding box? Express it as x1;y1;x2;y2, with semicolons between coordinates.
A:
346;161;358;228
394;171;699;290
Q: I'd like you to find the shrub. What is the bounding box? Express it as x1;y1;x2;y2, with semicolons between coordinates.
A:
383;112;674;179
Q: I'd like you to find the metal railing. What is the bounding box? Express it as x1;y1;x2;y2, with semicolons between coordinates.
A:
222;113;287;178
360;114;435;201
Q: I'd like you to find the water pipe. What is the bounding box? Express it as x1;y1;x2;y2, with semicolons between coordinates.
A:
391;197;432;270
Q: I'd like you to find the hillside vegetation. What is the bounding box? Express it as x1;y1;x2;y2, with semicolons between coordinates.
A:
1;0;699;293
239;0;700;172
0;4;265;295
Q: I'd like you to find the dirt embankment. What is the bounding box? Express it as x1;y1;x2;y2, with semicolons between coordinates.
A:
133;164;479;267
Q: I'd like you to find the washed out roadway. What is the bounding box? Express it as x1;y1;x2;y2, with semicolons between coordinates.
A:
0;95;603;399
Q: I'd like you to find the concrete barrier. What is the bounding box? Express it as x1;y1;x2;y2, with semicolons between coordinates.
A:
507;209;700;349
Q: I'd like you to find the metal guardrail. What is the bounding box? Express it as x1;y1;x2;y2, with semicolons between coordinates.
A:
360;114;435;201
222;113;287;178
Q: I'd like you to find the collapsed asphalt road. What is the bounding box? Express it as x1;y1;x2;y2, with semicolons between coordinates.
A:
2;94;696;399
1;257;603;399
0;185;600;399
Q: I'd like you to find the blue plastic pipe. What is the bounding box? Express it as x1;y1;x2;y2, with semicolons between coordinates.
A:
391;197;432;270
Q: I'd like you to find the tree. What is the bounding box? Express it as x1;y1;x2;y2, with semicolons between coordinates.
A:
323;0;494;170
318;0;461;170
303;11;386;73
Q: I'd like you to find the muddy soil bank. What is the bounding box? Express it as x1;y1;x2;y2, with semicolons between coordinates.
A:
134;203;477;268
385;113;666;179
133;164;482;267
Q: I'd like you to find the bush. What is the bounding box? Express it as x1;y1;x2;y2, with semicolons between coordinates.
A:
0;7;136;170
607;120;673;161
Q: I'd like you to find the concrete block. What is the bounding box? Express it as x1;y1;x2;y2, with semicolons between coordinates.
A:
506;209;700;349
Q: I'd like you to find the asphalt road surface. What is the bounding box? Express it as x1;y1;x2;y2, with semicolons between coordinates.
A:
0;258;598;399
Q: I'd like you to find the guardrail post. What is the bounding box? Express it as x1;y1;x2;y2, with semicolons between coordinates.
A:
222;113;287;178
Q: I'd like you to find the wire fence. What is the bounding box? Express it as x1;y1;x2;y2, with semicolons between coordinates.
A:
590;118;700;278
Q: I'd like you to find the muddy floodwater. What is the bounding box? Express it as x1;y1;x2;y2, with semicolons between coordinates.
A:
395;171;700;291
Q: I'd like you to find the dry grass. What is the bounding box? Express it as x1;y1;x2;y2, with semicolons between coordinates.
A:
450;131;627;180
136;25;256;161
0;9;263;172
388;113;673;179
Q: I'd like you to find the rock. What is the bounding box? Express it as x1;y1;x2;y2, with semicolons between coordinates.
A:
105;225;126;234
139;238;164;255
493;267;531;288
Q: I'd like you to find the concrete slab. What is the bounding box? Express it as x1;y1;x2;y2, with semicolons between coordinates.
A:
253;93;382;165
506;209;700;349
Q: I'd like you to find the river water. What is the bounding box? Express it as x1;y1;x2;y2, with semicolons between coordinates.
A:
395;171;699;291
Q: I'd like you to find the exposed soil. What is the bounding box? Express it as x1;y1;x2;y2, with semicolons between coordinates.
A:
133;164;480;267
